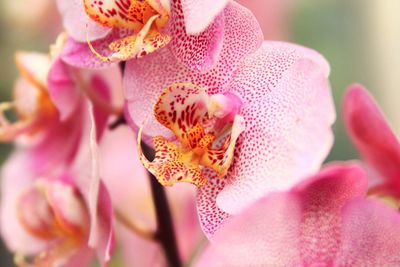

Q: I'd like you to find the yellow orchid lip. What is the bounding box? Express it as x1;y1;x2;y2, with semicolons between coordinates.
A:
138;83;245;188
85;0;172;61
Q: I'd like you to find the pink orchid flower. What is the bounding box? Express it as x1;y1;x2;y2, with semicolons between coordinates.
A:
197;163;400;266
125;0;335;238
57;0;235;72
0;46;123;266
0;47;122;175
99;125;205;266
0;110;114;267
344;84;400;201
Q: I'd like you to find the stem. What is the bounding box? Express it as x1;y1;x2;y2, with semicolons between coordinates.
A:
149;173;182;267
143;143;182;267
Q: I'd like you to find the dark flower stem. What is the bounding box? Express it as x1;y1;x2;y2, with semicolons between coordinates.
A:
118;62;181;266
143;144;183;267
149;172;183;267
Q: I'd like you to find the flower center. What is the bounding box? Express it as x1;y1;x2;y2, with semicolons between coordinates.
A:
138;83;245;188
16;179;88;266
85;0;171;61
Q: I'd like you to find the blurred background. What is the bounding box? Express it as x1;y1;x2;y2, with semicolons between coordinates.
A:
0;0;399;265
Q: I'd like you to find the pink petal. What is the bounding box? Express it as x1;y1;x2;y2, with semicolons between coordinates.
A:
72;103;114;266
196;170;230;238
216;41;335;214
336;199;400;266
292;163;367;265
197;163;368;266
343;84;400;181
56;0;111;42
0;152;48;255
124;1;263;139
27;108;84;175
197;193;303;267
168;0;225;72
60;31;122;69
47;57;82;121
180;0;229;35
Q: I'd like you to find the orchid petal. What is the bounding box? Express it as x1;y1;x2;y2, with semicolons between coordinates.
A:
180;0;229;35
168;0;225;72
47;57;82;121
343;84;400;181
196;170;230;238
197;163;368;265
15;51;51;91
83;0;142;30
124;1;263;139
216;42;335;214
56;0;111;42
336;199;400;266
0;152;48;255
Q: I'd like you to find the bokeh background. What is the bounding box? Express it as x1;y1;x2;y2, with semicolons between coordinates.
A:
0;0;399;265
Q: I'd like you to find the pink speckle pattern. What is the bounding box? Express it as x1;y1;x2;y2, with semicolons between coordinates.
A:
167;0;225;73
196;169;229;238
125;26;334;237
216;42;335;214
124;1;263;140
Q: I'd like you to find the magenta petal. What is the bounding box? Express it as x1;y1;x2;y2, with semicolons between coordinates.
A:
197;163;368;265
61;35;118;69
180;0;229;35
168;0;225;72
336;199;400;266
216;42;335;214
293;163;367;265
124;1;263;139
56;0;110;42
47;57;82;121
197;193;303;267
343;84;400;181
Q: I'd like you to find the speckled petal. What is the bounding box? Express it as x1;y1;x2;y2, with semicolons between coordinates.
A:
180;0;229;35
216;41;335;214
167;0;225;72
197;163;368;265
124;1;263;139
336;199;400;266
343;84;400;181
196;170;230;238
56;0;111;42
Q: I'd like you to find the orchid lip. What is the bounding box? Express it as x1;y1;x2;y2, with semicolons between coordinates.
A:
138;83;245;188
85;0;172;61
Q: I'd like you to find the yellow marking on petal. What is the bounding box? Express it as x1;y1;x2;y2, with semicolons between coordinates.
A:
137;126;208;187
87;14;170;61
140;84;246;188
84;0;143;30
155;83;210;147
